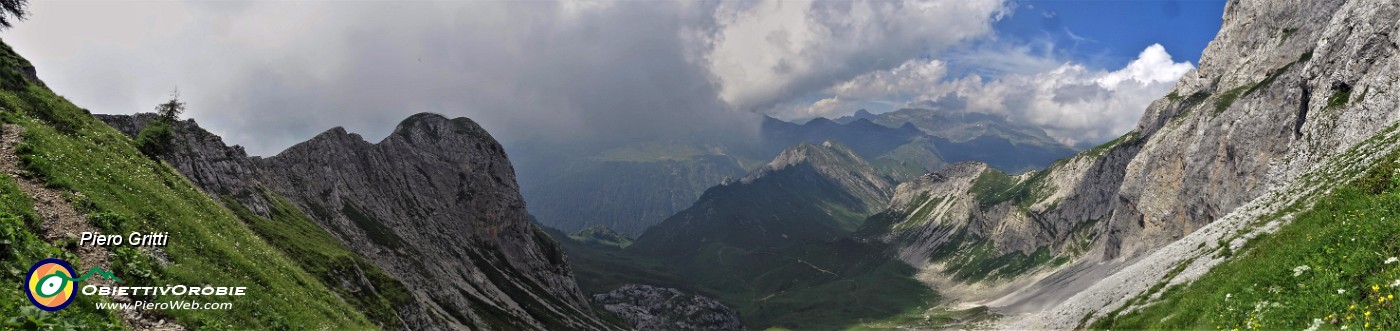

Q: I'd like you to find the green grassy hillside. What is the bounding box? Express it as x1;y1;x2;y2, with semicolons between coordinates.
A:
550;226;937;330
569;225;633;249
568;142;935;330
1092;149;1400;330
0;41;373;329
224;192;416;329
0;172;122;329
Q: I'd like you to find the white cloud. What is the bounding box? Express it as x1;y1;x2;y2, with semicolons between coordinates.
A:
1095;44;1194;89
787;44;1194;146
829;59;949;100
774;57;950;119
993;44;1192;145
9;0;1184;154
8;1;745;155
7;0;1010;155
703;0;1008;111
795;96;851;119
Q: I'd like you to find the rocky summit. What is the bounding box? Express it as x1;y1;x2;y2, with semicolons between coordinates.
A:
100;113;618;330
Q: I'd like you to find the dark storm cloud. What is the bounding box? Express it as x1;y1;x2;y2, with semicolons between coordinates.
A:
197;1;747;153
5;0;1009;155
10;1;744;155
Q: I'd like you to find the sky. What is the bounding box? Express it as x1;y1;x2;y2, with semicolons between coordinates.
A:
3;0;1225;155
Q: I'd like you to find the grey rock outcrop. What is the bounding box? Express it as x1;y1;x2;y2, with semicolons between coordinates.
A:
99;113;619;330
100;114;276;215
871;0;1400;321
747;140;896;210
593;284;743;331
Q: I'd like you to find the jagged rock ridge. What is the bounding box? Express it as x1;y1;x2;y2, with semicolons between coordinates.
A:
100;113;618;330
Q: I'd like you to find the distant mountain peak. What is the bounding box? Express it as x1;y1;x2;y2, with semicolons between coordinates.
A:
287;126;372;156
757;140;860;176
898;122;920;132
319;126;356;138
832;108;880;124
392;112;490;139
743;141;894;209
804;116;837;126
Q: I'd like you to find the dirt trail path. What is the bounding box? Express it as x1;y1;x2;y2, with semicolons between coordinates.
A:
1;124;183;330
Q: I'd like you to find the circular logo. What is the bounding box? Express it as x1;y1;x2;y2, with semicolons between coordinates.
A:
25;258;76;311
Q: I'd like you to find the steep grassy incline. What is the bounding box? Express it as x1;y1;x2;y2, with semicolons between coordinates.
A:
1091;142;1400;330
223;192;416;330
631;142;894;256
0;170;122;329
0;41;372;329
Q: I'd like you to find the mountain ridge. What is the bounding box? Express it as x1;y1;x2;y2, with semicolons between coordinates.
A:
99;112;621;330
849;0;1400;329
523;110;1080;238
632;141;895;256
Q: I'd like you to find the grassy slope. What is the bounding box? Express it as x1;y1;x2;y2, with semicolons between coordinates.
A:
630;161;879;258
224;192;416;330
559;231;936;330
543;226;695;297
608;144;939;329
1093;150;1400;330
702;240;936;330
0;41;372;329
0;173;123;329
569;225;633;249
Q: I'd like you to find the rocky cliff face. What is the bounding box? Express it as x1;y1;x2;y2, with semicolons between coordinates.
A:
100;114;274;215
871;0;1400;322
100;113;618;330
747;141;896;209
593;284;743;331
1101;0;1395;260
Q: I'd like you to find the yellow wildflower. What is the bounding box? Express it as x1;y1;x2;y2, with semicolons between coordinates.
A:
1351;304;1357;310
1365;311;1371;318
1374;284;1381;292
